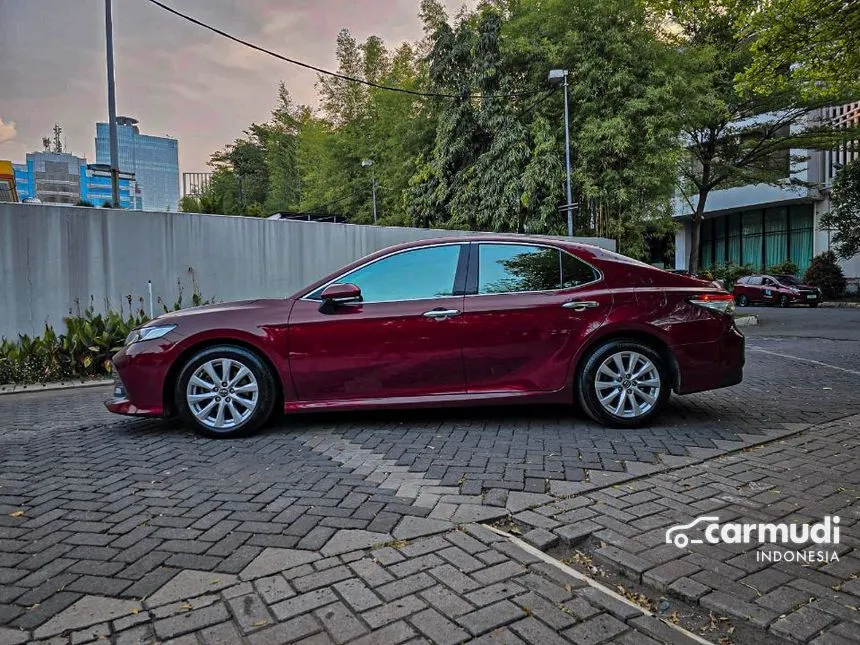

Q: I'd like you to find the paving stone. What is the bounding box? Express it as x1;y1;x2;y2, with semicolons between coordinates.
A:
314;601;368;644
472;561;527;586
756;584;812;613
293;565;352;593
33;595;142;638
510;616;572;645
628;615;702;645
506;493;554;514
429;564;482;593
333;578;382;612
245;614;321;645
562;613;628;644
419;585;474;618
0;627;28;645
348;621;417;645
770;604;837;642
254;575;295;605
361;594;427;629
393;517;454;540
578;586;644;621
451;505;509;524
667;576;711;601
408;607;470;645
226;592;273;633
320;530;392;557
642;560;701;592
198;620;243;644
239;548;320;581
377;572;436;601
522;528;558;550
145;570;238;607
270;589;337;622
465;581;524;607
555;521;601;544
700;591;779;628
456;600;525;636
592;545;652;576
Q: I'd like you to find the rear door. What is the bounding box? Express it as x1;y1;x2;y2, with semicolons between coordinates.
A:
458;242;611;394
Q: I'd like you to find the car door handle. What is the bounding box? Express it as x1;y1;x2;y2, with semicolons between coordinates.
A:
423;309;460;319
562;300;599;312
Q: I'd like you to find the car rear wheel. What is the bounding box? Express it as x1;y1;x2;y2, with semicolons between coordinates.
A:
175;345;276;438
779;295;790;307
577;341;670;428
736;294;748;307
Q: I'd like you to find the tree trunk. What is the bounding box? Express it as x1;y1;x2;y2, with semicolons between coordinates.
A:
687;190;709;274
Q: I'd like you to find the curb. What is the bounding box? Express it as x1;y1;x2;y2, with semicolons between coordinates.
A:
732;314;758;327
0;378;113;396
819;301;860;308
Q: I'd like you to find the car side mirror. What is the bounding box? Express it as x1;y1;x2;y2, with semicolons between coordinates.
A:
319;283;362;313
321;283;362;302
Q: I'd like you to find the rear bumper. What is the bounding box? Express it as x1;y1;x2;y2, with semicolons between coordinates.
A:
674;322;745;395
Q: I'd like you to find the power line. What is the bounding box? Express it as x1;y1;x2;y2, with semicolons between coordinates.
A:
145;0;543;100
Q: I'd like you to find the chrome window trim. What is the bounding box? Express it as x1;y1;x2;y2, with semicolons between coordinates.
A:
298;241;466;305
466;241;603;297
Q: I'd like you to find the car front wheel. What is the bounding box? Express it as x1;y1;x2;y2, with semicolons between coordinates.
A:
779;295;790;307
175;345;276;438
577;341;670;428
736;294;748;307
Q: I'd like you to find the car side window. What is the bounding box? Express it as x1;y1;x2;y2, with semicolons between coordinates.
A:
312;245;462;303
561;251;599;288
749;277;762;285
477;244;561;294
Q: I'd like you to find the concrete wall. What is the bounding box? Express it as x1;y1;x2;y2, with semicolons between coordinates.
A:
0;204;616;339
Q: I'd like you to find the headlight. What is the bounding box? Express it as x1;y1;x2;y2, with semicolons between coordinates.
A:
125;324;177;346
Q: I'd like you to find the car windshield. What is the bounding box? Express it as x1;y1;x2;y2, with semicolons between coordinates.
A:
776;275;800;285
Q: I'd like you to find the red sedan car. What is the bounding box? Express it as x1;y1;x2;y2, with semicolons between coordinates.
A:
106;236;744;437
733;275;822;307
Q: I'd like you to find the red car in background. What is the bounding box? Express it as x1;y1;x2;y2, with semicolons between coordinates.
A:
733;275;822;307
106;236;745;438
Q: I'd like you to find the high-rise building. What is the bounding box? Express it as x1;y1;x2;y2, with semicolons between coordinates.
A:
96;116;179;212
13;152;140;209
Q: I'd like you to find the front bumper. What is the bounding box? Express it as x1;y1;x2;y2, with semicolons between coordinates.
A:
103;341;173;417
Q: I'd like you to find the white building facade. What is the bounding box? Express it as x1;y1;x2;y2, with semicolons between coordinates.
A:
673;101;860;283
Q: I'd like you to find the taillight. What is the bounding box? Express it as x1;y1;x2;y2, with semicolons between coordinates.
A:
688;292;736;316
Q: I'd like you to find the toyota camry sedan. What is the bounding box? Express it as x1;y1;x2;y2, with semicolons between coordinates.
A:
106;236;745;438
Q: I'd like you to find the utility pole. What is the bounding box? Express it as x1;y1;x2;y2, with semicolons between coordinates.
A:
104;0;120;208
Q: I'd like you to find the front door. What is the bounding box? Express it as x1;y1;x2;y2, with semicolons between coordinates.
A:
459;242;611;394
288;243;468;402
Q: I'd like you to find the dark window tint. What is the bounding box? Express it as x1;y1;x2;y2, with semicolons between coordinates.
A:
331;245;461;303
561;252;599;288
478;244;560;294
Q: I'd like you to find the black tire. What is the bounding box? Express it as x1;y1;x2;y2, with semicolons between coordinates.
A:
175;345;276;438
779;294;790;308
736;294;748;307
577;340;671;428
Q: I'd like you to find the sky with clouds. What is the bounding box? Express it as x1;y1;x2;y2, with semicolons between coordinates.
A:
0;0;468;174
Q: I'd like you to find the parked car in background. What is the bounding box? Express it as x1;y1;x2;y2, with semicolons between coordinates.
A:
733;274;822;307
106;236;744;438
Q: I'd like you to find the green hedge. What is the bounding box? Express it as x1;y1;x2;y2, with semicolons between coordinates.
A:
1;287;212;385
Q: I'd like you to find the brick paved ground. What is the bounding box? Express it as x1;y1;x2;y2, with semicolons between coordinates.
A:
0;308;857;643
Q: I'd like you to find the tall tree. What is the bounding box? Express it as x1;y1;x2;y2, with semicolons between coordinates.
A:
735;0;860;101
650;0;857;273
820;160;860;260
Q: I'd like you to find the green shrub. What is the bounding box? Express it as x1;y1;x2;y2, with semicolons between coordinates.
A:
766;259;799;277
708;263;758;289
803;251;846;299
1;282;214;385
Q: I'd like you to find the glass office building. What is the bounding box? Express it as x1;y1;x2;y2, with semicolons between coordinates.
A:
12;153;139;209
96;117;179;212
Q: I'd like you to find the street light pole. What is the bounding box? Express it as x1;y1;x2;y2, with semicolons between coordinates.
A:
104;0;120;208
548;69;574;237
361;159;377;224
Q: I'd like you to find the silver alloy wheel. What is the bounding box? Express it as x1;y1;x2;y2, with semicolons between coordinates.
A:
593;351;661;419
186;358;259;431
